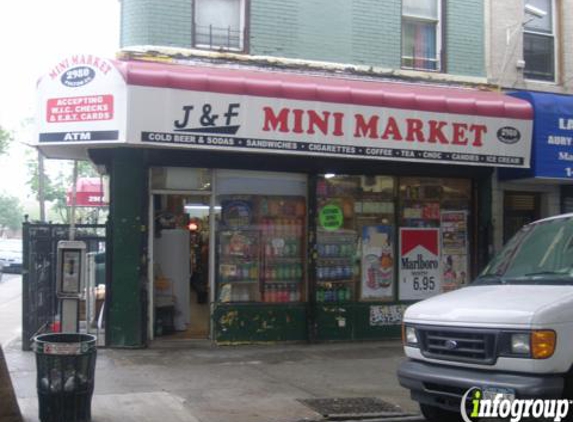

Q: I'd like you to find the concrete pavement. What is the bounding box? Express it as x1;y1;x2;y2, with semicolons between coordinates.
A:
4;338;422;422
0;273;23;347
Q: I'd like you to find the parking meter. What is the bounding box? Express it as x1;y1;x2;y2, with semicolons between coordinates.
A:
56;241;87;333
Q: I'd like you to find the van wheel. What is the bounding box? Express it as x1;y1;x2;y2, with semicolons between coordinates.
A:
420;403;460;422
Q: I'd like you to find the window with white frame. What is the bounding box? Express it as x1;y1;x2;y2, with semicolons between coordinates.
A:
194;0;245;51
401;0;441;71
523;0;555;82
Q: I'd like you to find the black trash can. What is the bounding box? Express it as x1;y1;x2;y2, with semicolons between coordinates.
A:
33;333;97;422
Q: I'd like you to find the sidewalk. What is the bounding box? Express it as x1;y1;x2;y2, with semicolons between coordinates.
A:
4;338;421;422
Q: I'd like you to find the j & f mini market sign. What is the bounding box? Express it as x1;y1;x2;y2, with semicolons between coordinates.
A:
134;89;531;167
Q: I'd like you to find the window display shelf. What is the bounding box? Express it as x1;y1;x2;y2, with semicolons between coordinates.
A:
264;257;303;262
401;198;442;203
220;256;259;262
317;279;356;284
264;279;302;284
316;256;354;262
218;279;259;284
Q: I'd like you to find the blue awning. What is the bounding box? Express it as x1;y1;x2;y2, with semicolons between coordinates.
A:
499;91;573;181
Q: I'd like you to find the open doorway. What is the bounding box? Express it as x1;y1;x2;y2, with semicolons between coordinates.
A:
152;193;212;340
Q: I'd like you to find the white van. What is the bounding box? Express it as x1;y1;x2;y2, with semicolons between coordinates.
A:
398;214;573;421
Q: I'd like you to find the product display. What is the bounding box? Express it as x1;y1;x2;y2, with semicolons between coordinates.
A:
218;230;261;302
217;195;306;303
399;178;471;297
316;175;395;302
259;198;305;303
316;230;358;302
315;175;473;302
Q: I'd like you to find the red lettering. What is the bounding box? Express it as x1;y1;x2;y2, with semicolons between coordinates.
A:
451;123;469;145
332;112;345;136
406;119;425;142
292;109;304;134
469;124;487;147
307;111;330;135
354;115;379;139
100;62;111;75
262;107;290;133
427;120;449;144
380;117;403;141
49;60;69;79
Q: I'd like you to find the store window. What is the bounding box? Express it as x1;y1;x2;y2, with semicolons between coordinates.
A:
524;0;555;82
216;170;307;304
401;0;441;71
316;175;471;304
194;0;246;51
316;175;396;303
399;177;471;298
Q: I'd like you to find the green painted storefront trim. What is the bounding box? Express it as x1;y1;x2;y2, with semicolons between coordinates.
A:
108;149;147;348
213;303;308;344
315;303;403;341
213;302;404;344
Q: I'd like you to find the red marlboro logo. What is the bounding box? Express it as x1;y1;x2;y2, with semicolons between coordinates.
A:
401;229;439;256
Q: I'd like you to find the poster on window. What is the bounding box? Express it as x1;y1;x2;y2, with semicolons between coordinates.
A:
441;211;469;292
442;254;468;292
399;228;441;301
441;211;468;255
361;226;394;300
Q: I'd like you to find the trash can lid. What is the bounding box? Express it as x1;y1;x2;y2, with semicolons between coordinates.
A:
33;333;97;355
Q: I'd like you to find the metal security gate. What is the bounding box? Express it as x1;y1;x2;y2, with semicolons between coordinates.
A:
22;222;107;350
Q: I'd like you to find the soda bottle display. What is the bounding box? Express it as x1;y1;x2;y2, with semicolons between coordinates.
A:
316;286;324;302
324;286;331;302
343;285;350;302
338;285;344;302
290;285;297;302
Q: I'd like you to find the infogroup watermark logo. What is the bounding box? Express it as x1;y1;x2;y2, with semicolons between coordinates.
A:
460;387;571;422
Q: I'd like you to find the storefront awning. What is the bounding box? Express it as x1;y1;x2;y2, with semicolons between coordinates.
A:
499;91;573;182
66;177;107;207
36;54;533;168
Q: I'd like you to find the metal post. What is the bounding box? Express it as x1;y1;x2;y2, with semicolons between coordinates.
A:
38;150;46;222
70;160;78;240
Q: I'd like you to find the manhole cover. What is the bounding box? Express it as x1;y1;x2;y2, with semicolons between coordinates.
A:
298;397;405;418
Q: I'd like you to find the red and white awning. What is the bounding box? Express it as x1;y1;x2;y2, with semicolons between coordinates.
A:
66;177;107;207
36;54;533;168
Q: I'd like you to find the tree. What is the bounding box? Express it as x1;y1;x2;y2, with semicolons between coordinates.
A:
0;194;23;233
26;156;61;203
0;125;12;156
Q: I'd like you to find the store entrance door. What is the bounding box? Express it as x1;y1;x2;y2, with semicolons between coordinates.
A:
152;193;211;340
503;191;541;244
